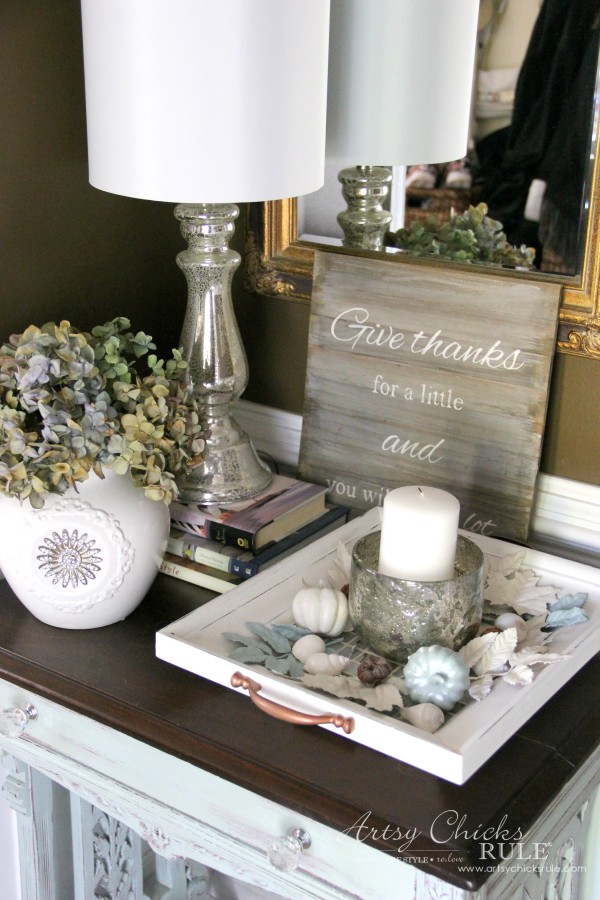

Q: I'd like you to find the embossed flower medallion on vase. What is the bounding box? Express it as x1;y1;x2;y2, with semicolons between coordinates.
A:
0;470;169;629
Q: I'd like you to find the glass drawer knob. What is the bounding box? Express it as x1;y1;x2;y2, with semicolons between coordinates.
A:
0;703;38;738
267;828;311;872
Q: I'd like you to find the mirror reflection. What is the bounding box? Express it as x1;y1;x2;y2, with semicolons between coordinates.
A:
300;0;600;277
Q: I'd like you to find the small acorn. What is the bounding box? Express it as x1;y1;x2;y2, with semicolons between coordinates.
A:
357;654;392;685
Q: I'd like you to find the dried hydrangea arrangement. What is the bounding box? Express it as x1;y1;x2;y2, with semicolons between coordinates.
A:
389;203;536;269
224;542;589;735
0;317;204;507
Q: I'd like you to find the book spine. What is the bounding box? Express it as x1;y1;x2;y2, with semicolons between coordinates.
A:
159;558;237;594
207;521;259;552
166;534;234;573
227;506;349;578
169;516;210;540
229;555;263;579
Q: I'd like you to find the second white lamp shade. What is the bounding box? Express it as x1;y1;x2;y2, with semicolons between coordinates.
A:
327;0;480;165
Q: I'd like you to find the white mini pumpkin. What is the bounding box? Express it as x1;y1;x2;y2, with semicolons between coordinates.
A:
292;586;349;636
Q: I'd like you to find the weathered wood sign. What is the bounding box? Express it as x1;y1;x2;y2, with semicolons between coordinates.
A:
298;251;562;541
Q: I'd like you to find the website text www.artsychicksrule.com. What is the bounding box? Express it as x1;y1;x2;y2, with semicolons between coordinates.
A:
339;810;587;876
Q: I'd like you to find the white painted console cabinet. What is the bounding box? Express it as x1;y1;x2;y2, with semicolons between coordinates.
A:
1;562;600;900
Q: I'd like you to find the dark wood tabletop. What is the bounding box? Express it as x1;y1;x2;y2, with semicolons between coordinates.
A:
1;572;599;892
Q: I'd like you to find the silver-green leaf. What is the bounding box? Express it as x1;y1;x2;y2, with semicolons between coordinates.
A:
247;622;291;654
229;646;268;664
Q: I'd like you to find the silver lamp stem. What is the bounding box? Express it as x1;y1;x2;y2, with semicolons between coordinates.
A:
337;165;393;251
175;203;272;504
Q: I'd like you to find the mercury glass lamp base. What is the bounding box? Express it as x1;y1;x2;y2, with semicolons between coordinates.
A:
177;411;272;506
173;202;272;505
337;165;393;251
349;532;484;663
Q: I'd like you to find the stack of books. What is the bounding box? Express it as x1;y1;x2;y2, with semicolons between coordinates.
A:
160;474;347;593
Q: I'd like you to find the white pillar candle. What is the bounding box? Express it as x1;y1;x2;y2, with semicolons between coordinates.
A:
378;486;460;581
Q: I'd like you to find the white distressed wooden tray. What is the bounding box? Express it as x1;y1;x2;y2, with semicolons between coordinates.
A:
156;509;600;784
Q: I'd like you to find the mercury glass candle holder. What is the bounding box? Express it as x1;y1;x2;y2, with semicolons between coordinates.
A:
349;532;484;663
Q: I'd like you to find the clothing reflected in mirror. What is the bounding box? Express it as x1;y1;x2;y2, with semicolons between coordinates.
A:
476;0;599;275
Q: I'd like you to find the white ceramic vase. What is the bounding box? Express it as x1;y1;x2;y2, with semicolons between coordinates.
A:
0;471;170;629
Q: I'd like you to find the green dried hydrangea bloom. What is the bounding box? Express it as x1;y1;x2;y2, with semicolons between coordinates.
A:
0;317;204;507
390;203;536;269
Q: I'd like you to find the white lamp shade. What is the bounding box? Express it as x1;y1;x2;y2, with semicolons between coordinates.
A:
80;0;330;203
327;0;479;165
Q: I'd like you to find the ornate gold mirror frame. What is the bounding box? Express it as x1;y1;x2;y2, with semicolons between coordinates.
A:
245;135;600;360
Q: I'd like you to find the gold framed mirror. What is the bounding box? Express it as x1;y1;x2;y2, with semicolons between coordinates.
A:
245;130;600;360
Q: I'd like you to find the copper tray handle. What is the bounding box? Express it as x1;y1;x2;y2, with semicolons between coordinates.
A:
230;671;355;734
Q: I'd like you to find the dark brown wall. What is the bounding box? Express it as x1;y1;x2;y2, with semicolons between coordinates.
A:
542;352;600;485
2;1;598;487
0;1;183;350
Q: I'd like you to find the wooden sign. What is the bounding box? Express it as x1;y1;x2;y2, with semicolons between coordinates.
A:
298;251;562;541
